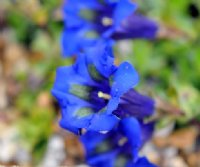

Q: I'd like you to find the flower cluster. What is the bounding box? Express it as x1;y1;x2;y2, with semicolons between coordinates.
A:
52;0;158;166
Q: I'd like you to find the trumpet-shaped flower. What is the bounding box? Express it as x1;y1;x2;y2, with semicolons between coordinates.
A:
61;0;158;56
80;117;157;167
52;41;154;134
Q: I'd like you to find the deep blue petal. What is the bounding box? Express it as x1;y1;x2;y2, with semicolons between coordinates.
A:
61;27;97;56
61;28;82;56
87;151;117;167
80;131;108;154
106;62;139;114
85;40;116;78
51;65;89;96
88;113;119;131
59;118;79;135
119;117;141;160
63;0;102;28
63;0;84;28
65;0;102;9
52;54;98;96
102;0;137;38
113;0;137;28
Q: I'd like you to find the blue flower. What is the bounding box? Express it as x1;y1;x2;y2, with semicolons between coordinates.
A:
51;41;154;134
80;117;157;167
61;0;158;56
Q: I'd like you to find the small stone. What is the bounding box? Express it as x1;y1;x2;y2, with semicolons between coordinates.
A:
0;80;8;109
39;135;66;167
117;40;132;56
37;92;52;108
154;127;198;151
163;156;188;167
140;142;160;164
187;152;200;167
164;147;177;157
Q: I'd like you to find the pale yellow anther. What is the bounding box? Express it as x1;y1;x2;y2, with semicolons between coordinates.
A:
102;17;113;26
118;137;128;146
98;91;111;99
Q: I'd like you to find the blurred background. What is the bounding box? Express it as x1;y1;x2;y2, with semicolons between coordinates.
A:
0;0;200;166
